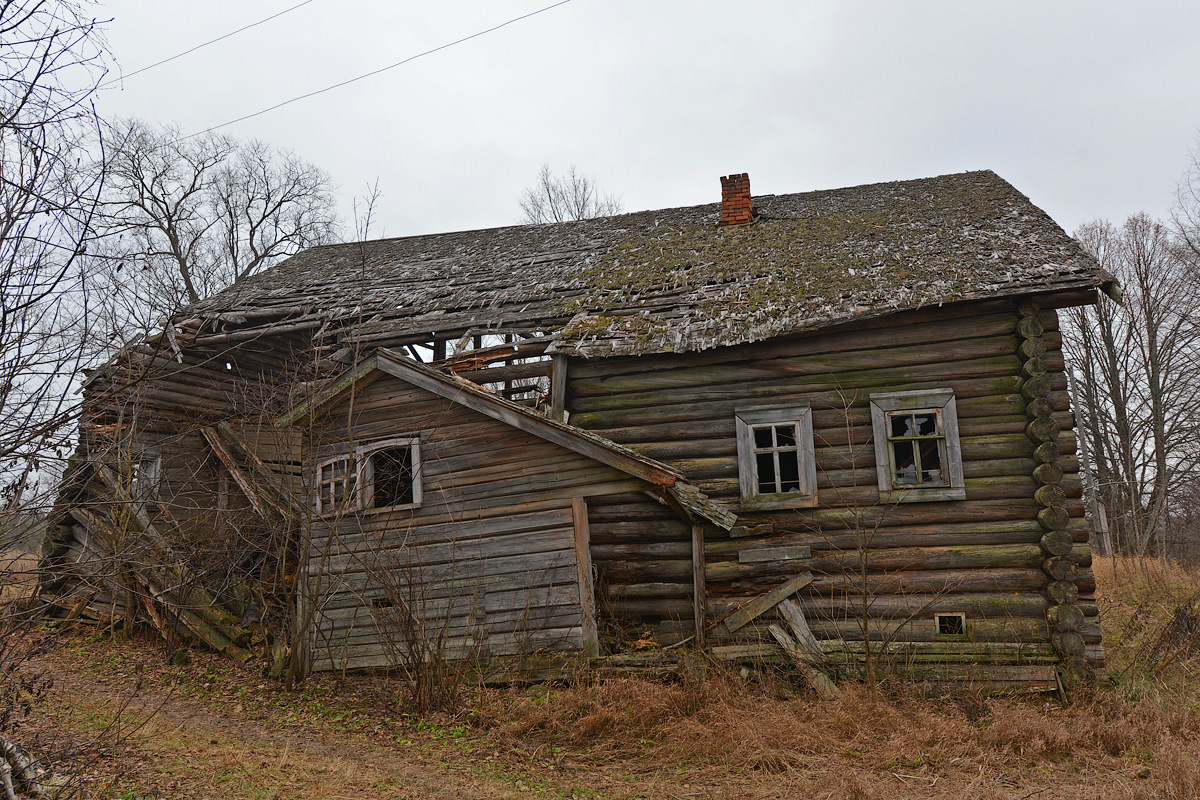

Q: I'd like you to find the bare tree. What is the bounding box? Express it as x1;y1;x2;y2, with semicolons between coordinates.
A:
519;163;622;224
91;119;341;331
1062;215;1200;557
0;0;122;792
1172;134;1200;263
1;0;108;495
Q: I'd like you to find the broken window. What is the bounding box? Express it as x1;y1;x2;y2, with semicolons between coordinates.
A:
130;455;161;503
314;437;422;515
735;405;816;510
315;455;356;515
869;389;965;503
359;439;420;510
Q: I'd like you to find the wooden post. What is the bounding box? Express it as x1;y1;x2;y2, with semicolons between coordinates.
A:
571;497;600;657
692;523;706;648
550;354;569;422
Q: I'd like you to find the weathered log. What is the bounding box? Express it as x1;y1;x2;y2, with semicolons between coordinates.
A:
1048;604;1084;633
1034;441;1061;464
1052;631;1086;657
1036;506;1071;531
804;567;1048;596
1018;337;1047;359
1025;416;1060;443
1039;530;1074;557
729;592;1050;620
1046;581;1079;605
1021;358;1046;378
1043;556;1079;581
1032;463;1064;485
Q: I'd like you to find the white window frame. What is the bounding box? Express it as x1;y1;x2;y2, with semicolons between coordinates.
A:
935;612;967;637
869;388;965;504
356;437;422;512
734;404;817;511
131;454;161;503
314;453;357;515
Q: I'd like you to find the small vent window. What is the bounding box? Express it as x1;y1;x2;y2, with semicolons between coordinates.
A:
936;613;966;636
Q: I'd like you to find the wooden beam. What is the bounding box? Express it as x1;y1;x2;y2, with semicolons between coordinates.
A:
213;422;303;519
571;498;600;658
721;571;814;634
200;427;270;520
371;349;681;486
768;623;839;700
549;354;569;422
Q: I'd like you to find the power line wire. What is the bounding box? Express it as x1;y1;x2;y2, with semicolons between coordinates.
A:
100;0;319;88
183;0;574;139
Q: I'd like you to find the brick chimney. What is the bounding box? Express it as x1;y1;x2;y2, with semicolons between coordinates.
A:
720;173;754;226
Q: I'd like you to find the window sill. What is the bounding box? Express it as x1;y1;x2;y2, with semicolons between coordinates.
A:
314;501;421;518
878;487;966;504
739;492;818;512
359;501;421;515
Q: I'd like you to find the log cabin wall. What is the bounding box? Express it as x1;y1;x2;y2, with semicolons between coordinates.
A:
564;295;1100;684
300;372;663;674
43;337;304;627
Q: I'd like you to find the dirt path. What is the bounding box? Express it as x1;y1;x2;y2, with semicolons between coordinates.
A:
27;638;735;800
30;646;537;800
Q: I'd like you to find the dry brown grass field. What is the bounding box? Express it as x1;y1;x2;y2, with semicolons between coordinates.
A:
8;554;1200;799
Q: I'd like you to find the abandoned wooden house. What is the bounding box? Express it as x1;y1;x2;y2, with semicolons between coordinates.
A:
40;170;1113;689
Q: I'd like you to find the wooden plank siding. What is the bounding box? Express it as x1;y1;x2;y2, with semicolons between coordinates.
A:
564;298;1098;675
301;372;659;673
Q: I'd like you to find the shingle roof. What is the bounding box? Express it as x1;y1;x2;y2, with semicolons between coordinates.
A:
181;170;1110;358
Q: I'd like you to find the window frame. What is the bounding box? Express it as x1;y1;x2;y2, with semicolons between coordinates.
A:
314;453;357;516
313;436;423;516
356;436;422;513
131;453;161;504
734;404;817;511
934;612;967;637
869;388;965;504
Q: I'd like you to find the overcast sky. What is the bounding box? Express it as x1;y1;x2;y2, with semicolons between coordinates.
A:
94;0;1200;241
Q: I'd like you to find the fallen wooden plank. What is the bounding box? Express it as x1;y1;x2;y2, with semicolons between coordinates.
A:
768;624;839;700
721;571;813;634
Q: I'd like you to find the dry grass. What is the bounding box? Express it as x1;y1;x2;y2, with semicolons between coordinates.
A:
478;665;1200;797
1094;555;1200;700
20;554;1200;799
0;550;38;603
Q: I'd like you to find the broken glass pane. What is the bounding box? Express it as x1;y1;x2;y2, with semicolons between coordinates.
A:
756;452;777;493
915;413;938;437
779;450;801;492
892;440;918;484
774;424;797;447
372;446;414;507
919;439;943;484
754;426;774;449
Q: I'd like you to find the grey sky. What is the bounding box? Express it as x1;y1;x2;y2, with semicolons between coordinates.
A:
95;1;1200;240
